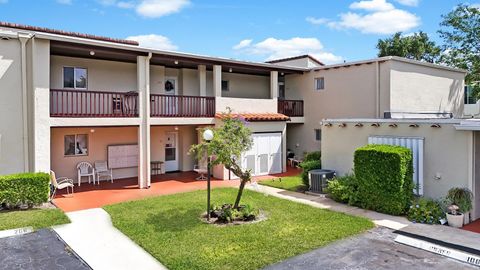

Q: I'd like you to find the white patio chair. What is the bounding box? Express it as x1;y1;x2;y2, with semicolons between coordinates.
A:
95;161;113;184
50;170;74;200
76;161;95;186
194;164;208;180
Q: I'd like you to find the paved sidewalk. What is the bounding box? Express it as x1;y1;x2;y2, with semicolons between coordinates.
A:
249;183;410;230
53;208;166;270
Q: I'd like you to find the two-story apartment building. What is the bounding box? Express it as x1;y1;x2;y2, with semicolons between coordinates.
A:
0;22;467;191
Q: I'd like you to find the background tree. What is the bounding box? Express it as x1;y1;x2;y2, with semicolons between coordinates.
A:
376;31;441;63
190;109;253;209
439;4;480;100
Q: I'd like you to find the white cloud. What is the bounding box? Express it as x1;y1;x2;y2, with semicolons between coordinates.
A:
233;39;252;50
233;37;343;64
126;34;178;51
136;0;190;18
324;0;420;34
395;0;419;7
350;0;394;11
96;0;189;17
306;17;329;25
56;0;72;4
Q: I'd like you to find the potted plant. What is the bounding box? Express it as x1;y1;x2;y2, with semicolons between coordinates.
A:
446;204;464;228
446;187;474;225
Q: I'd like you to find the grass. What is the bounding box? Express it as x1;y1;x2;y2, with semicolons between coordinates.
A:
104;188;374;270
259;175;306;192
0;208;70;230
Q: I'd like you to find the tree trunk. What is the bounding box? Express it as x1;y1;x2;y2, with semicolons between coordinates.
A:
234;178;248;209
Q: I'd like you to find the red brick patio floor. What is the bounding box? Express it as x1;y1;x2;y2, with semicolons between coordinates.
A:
54;168;301;212
462;218;480;233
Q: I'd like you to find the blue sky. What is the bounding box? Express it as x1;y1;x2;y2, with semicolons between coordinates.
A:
0;0;472;64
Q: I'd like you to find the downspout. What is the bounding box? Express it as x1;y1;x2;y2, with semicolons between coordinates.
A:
18;32;33;172
145;52;152;188
375;60;380;118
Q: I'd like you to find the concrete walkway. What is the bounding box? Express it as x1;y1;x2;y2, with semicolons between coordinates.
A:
249;183;410;230
53;208;166;270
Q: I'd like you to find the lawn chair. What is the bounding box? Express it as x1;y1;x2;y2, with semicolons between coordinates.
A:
76;161;95;186
95;161;113;184
50;170;74;200
194;164;208;180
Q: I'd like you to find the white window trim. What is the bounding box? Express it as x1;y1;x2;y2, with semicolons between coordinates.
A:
64;134;89;157
63;66;88;90
314;77;325;91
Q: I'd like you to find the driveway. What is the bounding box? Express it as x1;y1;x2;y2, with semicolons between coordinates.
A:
0;229;90;270
264;227;477;270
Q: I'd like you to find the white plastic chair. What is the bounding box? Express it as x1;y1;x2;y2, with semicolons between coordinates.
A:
95;161;113;184
194;164;208;180
77;161;95;186
50;170;74;200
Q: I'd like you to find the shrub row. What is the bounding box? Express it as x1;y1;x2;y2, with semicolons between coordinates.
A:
299;160;321;188
354;144;414;215
0;172;50;208
326;174;360;206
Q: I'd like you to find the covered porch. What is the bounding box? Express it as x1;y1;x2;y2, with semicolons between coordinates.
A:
53;168;301;212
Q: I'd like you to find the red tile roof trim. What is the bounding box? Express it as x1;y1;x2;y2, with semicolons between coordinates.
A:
0;21;139;46
215;113;290;122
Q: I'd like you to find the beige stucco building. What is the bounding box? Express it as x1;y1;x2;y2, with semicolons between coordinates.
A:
1;22;475;217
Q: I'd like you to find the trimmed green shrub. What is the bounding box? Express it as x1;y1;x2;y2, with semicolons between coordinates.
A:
354;144;414;215
303;151;321;162
407;198;445;224
326;174;360;206
0;172;50;208
299;160;321;188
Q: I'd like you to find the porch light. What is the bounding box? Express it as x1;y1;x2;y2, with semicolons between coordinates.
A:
228;68;232;73
89;51;95;56
203;129;214;142
174;60;179;65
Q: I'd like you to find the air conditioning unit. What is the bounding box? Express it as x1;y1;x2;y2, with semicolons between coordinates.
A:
308;169;336;194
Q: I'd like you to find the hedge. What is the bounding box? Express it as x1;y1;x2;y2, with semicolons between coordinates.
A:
354;144;414;215
0;172;50;208
303;151;321;162
299;160;321;188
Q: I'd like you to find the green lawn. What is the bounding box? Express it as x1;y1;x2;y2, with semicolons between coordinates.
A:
0;208;70;231
104;188;373;270
259;175;306;192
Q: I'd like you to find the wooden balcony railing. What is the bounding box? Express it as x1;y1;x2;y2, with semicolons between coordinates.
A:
278;99;304;117
50;89;138;117
150;94;215;117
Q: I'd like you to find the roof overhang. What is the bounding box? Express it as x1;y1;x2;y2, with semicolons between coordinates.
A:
215;113;290;122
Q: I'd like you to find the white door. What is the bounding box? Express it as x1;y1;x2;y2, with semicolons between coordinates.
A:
164;77;178;115
164;132;179;172
242;133;282;176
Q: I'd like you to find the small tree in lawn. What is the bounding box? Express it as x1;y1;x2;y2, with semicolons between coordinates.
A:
190;109;253;209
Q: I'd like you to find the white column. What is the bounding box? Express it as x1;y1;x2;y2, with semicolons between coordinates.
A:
29;38;51;173
137;55;151;189
270;71;279;99
198;65;206;96
213;65;222;97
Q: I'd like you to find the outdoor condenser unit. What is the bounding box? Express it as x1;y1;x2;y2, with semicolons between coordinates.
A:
308;169;336;193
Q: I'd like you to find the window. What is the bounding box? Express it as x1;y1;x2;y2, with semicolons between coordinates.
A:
64;134;88;156
314;129;321;141
221;80;229;91
63;67;87;89
314;77;325;91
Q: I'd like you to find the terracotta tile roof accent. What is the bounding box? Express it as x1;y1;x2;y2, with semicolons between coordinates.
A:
215;113;290;122
0;21;139;46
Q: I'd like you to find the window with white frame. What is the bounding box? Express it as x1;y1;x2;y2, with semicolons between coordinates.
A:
314;77;325;91
221;80;229;91
64;134;88;156
63;67;87;89
314;129;321;141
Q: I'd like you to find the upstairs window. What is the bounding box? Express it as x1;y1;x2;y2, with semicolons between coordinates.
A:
63;67;87;89
314;129;321;141
314;77;325;91
221;80;229;91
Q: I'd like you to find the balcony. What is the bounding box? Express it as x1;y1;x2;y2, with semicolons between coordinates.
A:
150;94;215;117
50;89;138;117
278;99;304;117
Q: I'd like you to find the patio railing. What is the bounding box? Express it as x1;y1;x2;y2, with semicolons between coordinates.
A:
150;94;215;117
50;89;139;117
278;99;304;117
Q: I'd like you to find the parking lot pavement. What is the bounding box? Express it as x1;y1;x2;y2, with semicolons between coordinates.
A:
264;227;477;270
0;229;90;270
